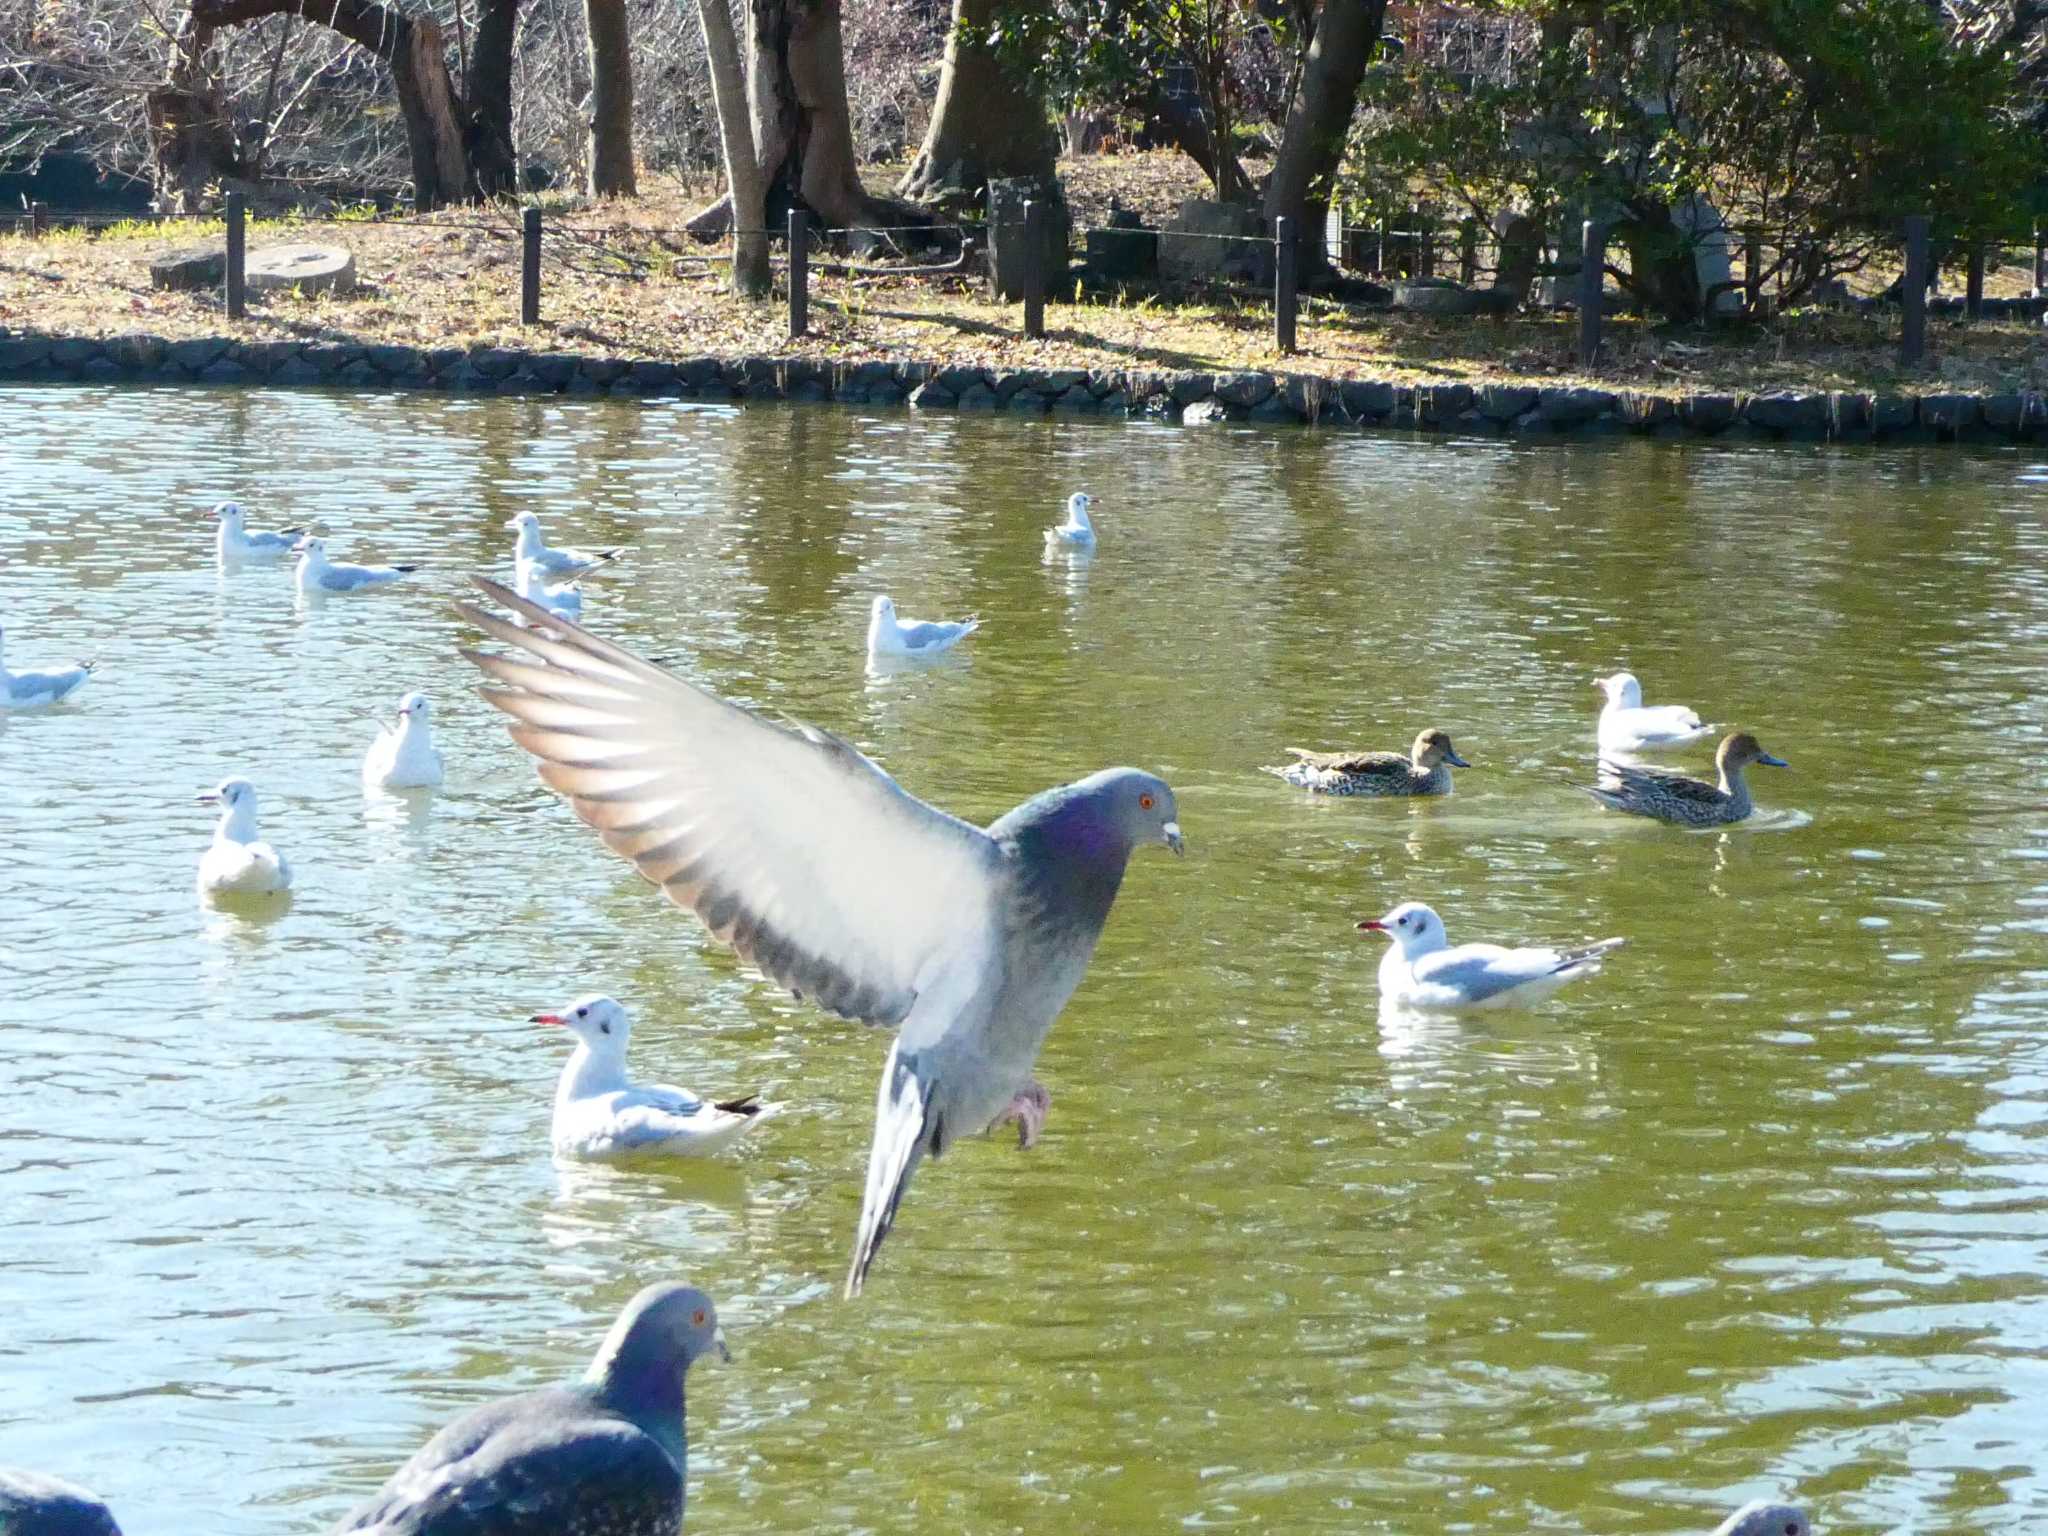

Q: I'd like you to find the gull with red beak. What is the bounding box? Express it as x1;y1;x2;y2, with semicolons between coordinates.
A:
536;995;779;1161
361;691;444;791
1358;901;1623;1010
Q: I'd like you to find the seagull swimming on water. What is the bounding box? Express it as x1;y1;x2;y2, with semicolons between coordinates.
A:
1044;492;1097;550
0;622;94;709
865;595;979;662
460;577;1183;1297
538;994;779;1161
295;536;415;595
514;557;584;622
507;511;621;581
361;691;444;791
1359;901;1623;1010
212;501;303;565
1595;670;1716;754
197;778;293;896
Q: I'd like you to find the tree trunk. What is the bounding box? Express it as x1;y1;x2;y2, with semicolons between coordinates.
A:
896;0;1055;203
1263;0;1385;278
692;0;769;293
584;0;636;197
1141;79;1248;206
152;0;475;210
466;0;522;197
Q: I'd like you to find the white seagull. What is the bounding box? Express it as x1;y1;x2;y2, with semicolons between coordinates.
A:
1043;492;1097;550
866;595;979;661
507;511;622;581
212;501;303;565
197;778;293;897
295;536;416;595
536;995;780;1161
0;622;94;709
1595;670;1715;754
513;557;584;622
361;690;445;790
1358;901;1623;1010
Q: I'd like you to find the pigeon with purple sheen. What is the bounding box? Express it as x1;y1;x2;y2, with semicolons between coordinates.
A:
330;1283;726;1536
0;1468;122;1536
458;578;1185;1298
1713;1501;1813;1536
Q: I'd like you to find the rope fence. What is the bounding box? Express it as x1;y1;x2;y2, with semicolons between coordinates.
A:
9;194;2048;369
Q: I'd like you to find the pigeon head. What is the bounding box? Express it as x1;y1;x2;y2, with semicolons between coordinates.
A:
583;1281;730;1413
1719;732;1787;771
1357;900;1447;958
1023;768;1183;861
1595;671;1643;708
1411;729;1470;770
1713;1502;1811;1536
397;691;432;723
533;994;632;1059
1082;768;1182;857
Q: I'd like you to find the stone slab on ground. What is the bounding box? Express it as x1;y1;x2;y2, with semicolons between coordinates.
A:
245;244;356;296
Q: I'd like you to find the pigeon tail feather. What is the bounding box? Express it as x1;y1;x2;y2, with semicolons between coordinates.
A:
846;1043;932;1299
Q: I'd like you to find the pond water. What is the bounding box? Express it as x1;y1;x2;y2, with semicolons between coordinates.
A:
2;385;2046;1536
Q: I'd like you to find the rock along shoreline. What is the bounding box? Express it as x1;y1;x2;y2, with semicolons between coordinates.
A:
3;329;2044;444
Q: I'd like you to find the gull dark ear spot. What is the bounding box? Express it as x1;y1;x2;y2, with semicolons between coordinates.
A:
600;1022;611;1035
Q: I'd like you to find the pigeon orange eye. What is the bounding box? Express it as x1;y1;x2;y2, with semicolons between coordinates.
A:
692;1309;706;1327
1139;794;1154;810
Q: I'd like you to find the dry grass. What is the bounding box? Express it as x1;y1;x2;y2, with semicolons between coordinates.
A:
3;162;2045;398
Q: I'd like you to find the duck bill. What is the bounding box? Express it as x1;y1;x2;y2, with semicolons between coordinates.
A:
1446;751;1472;768
1758;753;1789;768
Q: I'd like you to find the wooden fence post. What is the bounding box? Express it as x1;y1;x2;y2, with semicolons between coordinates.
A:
1459;219;1477;286
28;201;45;238
1021;199;1045;340
1576;219;1604;366
1274;216;1298;355
520;206;541;326
787;209;809;340
1375;218;1388;275
2034;225;2046;298
1743;228;1761;312
1901;215;1929;366
1964;242;1984;320
225;191;246;320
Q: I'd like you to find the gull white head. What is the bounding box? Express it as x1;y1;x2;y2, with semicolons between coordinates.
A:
1066;492;1094;530
213;501;246;529
506;512;544;556
1356;901;1449;959
294;535;328;564
533;994;632;1062
198;776;261;842
1595;671;1644;709
396;691;431;725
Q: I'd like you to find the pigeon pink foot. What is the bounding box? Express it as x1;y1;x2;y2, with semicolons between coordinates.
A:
992;1081;1052;1149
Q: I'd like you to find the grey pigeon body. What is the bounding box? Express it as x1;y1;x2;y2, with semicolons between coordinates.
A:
332;1282;724;1536
459;578;1183;1296
0;1467;122;1536
1713;1501;1812;1536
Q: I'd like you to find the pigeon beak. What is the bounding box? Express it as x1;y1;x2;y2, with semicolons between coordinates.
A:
530;1013;566;1027
1356;919;1387;934
1162;821;1185;857
1446;751;1472;768
714;1329;733;1363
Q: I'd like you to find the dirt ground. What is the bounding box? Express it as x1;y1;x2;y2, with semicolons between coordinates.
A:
4;154;2044;397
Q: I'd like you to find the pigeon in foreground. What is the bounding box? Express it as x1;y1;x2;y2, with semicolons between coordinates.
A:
0;622;94;708
1712;1501;1813;1536
0;1467;122;1536
538;994;780;1160
1358;901;1623;1009
330;1281;727;1536
460;578;1183;1296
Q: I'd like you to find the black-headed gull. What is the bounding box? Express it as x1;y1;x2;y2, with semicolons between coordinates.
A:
211;501;302;565
294;536;415;595
507;511;621;581
514;557;584;621
361;691;444;790
536;995;779;1160
0;622;93;709
1595;670;1715;753
865;594;979;661
1044;492;1097;549
197;778;292;896
1358;901;1622;1009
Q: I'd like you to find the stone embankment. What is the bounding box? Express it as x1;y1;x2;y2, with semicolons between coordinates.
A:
3;330;2042;442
